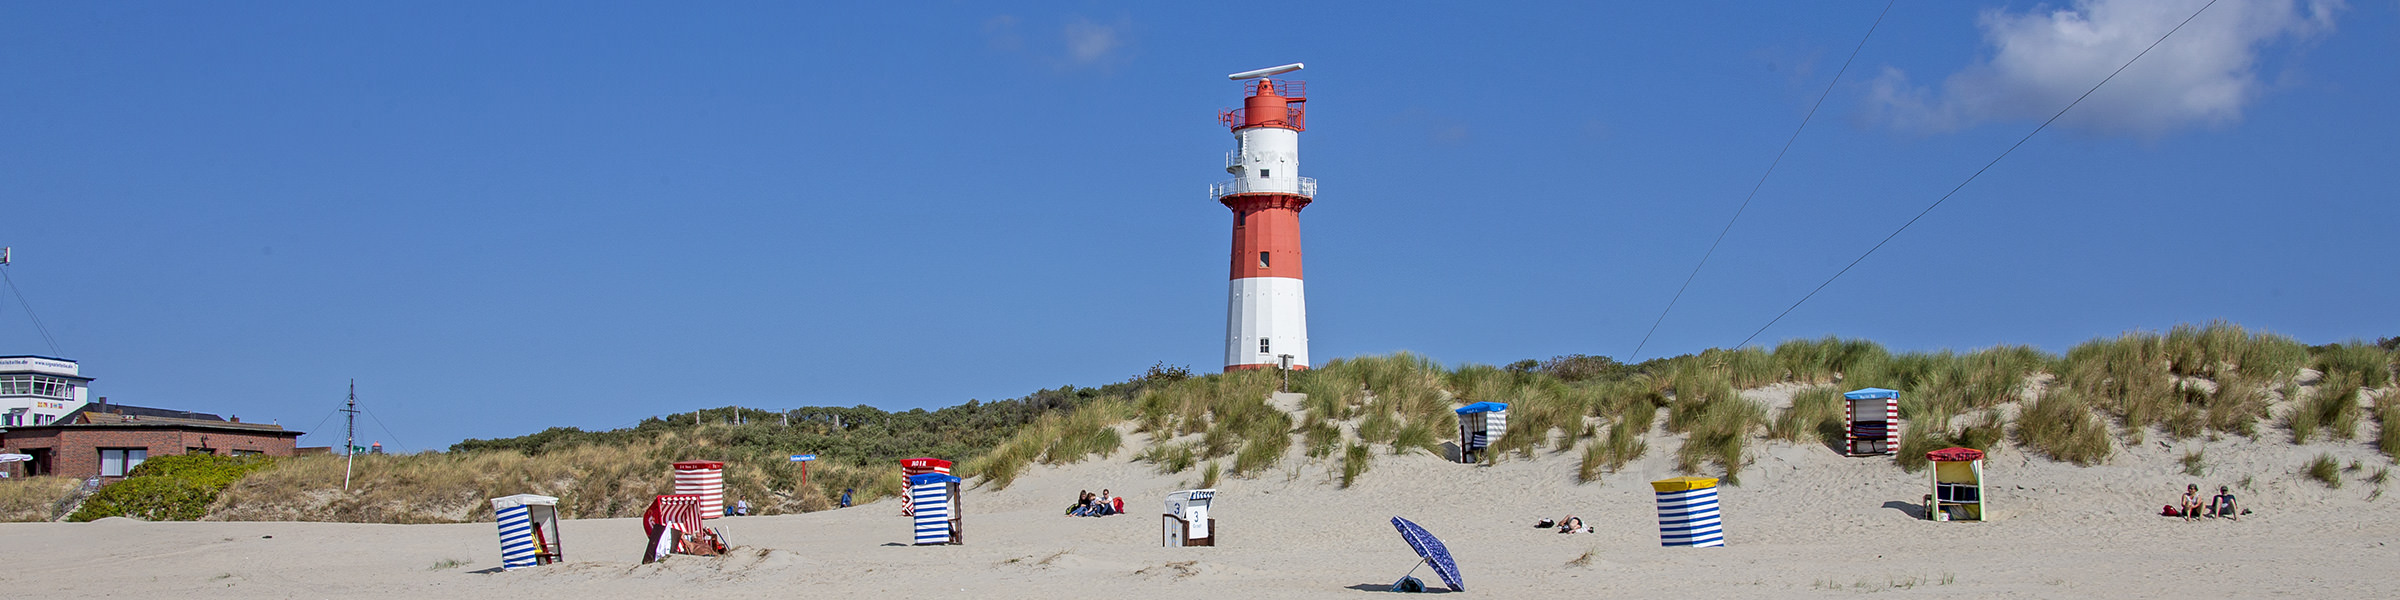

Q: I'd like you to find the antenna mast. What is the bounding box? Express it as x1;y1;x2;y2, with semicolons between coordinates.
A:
343;380;359;491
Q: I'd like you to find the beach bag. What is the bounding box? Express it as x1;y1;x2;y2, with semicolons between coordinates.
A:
1392;576;1427;593
2160;505;2181;517
1536;519;1555;529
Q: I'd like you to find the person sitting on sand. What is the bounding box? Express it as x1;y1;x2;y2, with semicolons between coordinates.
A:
1556;516;1586;534
2211;486;2240;521
1094;489;1115;516
1069;490;1095;516
2180;484;2204;522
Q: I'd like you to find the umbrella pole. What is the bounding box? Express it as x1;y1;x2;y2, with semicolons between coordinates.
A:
1399;557;1427;581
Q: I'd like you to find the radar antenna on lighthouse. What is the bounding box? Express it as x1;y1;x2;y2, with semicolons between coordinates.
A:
1211;64;1315;372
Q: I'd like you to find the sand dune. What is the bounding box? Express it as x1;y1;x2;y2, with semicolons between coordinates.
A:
5;391;2396;599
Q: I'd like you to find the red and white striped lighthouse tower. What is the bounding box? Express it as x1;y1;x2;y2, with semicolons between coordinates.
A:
1213;63;1314;372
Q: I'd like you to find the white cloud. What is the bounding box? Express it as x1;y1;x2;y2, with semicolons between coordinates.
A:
1868;0;2341;136
1061;17;1128;66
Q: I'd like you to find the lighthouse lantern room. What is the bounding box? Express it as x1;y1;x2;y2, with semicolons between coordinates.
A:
1211;63;1315;372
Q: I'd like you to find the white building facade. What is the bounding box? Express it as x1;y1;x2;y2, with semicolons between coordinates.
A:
0;355;91;427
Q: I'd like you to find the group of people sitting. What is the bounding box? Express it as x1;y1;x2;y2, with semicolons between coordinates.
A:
1533;515;1592;534
2172;483;2243;521
1067;489;1124;517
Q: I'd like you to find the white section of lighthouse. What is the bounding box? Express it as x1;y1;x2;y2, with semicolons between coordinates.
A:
1211;68;1316;372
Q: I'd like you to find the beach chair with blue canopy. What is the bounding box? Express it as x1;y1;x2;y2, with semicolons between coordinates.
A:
909;472;964;545
1843;388;1900;456
1453;402;1508;463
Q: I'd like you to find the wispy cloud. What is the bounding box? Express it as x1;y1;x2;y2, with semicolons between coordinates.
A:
982;15;1023;52
979;14;1133;72
1867;0;2341;137
1061;17;1126;66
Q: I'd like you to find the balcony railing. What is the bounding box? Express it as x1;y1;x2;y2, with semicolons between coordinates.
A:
1209;176;1317;201
1218;106;1306;131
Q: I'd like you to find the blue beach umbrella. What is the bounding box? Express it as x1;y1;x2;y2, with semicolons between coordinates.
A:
1390;516;1464;592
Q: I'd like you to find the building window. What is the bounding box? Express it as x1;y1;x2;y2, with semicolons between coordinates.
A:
99;448;147;477
1;375;77;399
1258;169;1270;179
1259;338;1271;354
1259;252;1270;268
231;450;264;457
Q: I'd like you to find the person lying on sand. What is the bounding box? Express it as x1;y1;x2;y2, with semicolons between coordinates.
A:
2211;486;2240;521
2181;484;2204;522
1556;516;1588;534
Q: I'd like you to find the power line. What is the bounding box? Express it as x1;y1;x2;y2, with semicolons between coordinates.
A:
300;408;339;441
1629;0;1897;361
0;260;64;356
1732;0;2224;350
363;407;408;453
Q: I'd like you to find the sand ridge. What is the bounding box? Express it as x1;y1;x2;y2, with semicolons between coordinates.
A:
4;393;2396;599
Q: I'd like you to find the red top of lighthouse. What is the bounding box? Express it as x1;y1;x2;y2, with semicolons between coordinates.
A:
1220;79;1307;132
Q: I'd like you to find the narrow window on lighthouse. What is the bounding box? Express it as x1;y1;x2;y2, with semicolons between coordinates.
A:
1260;338;1272;354
1259;252;1270;268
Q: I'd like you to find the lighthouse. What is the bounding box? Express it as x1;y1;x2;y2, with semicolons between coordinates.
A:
1213;63;1314;372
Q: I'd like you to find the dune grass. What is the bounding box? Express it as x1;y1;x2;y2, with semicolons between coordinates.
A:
2285;372;2363;444
1767;386;1844;447
2181;450;2207;477
1338;442;1370;488
217;430;866;522
0;476;84;522
2304;453;2342;489
2206;376;2274;437
967;399;1128;490
2375;391;2400;460
1663;368;1765;483
2014;388;2113;466
1138;442;1198;474
2313;341;2394;389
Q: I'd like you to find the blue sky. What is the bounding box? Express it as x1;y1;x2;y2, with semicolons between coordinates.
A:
2;1;2391;450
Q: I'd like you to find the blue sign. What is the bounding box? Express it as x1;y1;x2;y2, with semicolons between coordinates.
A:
789;454;817;462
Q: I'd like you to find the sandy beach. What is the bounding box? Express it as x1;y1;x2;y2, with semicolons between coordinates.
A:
6;388;2394;600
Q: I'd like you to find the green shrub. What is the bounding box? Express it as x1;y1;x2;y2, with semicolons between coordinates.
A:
69;454;276;522
2015;389;2114;466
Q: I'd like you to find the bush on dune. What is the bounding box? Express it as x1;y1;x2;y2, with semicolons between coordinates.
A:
72;454;276;522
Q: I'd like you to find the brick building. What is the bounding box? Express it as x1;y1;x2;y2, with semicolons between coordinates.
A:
0;402;304;480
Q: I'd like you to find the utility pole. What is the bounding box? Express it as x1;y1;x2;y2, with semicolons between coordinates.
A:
342;380;359;491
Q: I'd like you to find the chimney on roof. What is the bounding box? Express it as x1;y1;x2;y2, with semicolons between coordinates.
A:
230;415;240;423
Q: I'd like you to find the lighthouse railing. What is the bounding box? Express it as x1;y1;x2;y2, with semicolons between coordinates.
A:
1209;176;1317;201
